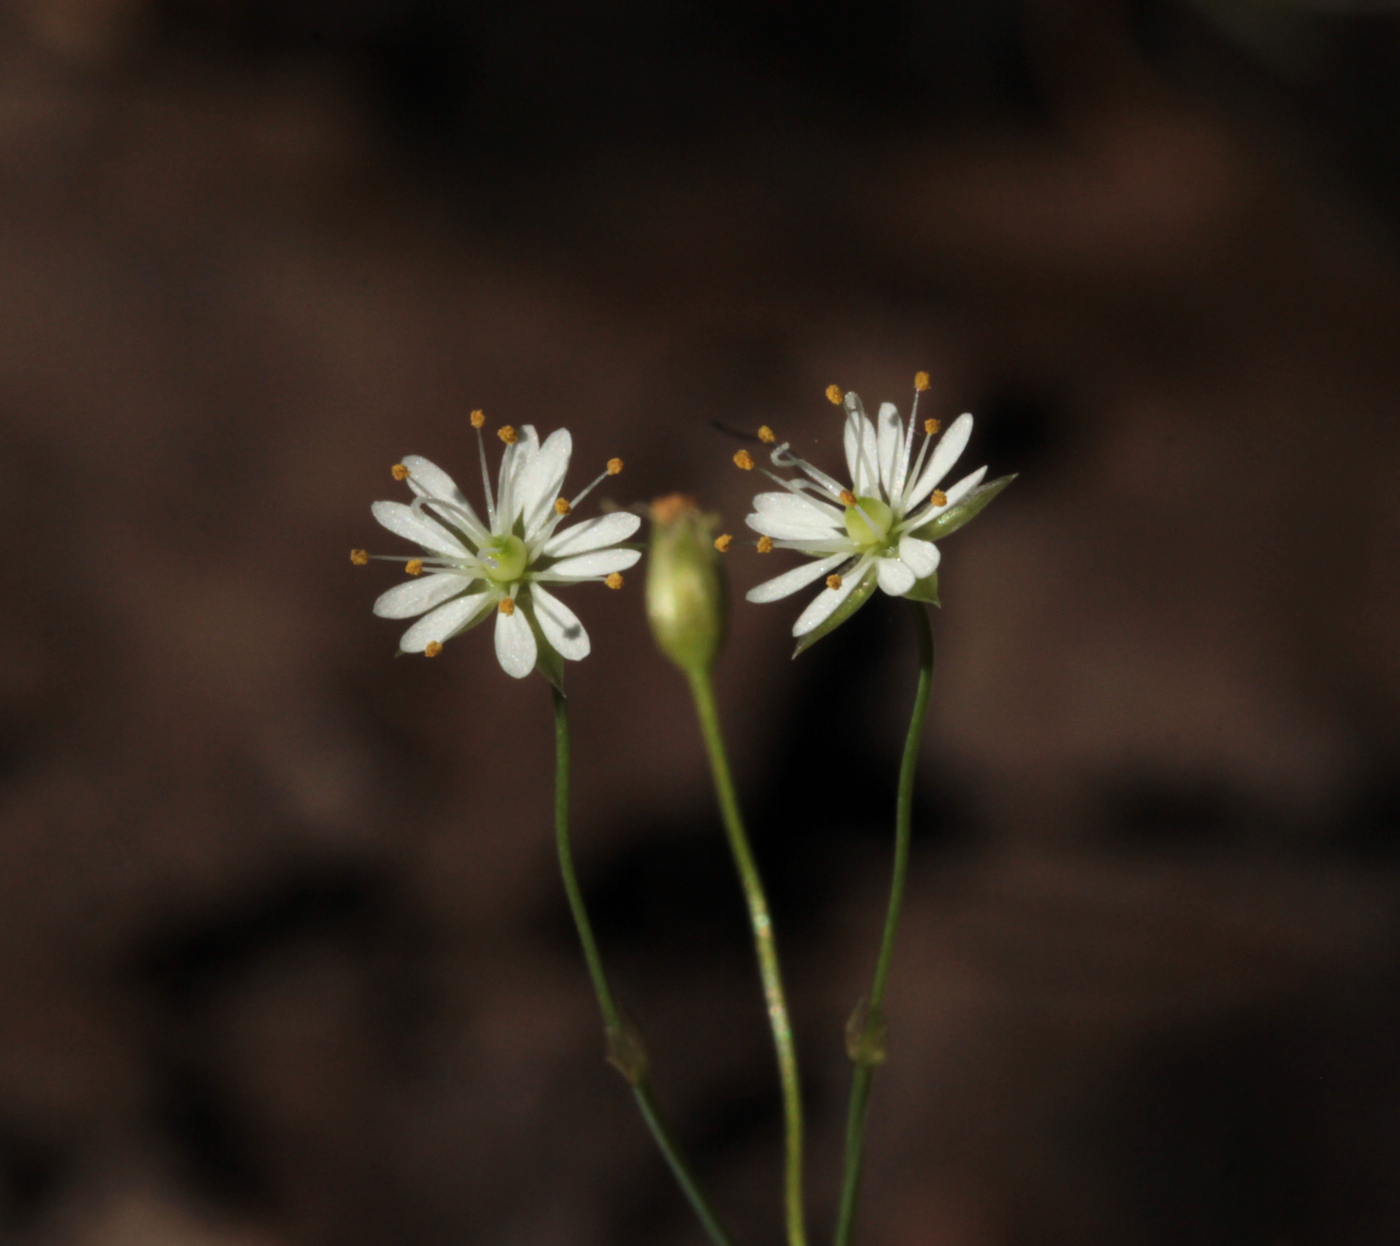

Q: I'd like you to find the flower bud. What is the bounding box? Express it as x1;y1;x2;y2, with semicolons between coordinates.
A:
646;494;727;674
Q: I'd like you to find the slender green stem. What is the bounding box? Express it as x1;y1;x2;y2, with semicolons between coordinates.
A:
551;687;736;1246
685;669;807;1246
833;603;934;1246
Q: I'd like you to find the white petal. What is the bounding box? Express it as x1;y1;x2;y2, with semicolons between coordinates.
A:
371;500;469;559
517;428;573;539
495;425;541;530
530;584;591;661
875;402;904;499
745;553;848;603
753;491;844;524
542;511;640;558
905;413;972;510
843;396;880;497
903;465;988;529
897;534;940;580
399;590;494;652
400;455;461;500
403;454;488;543
793;565;865;637
745;511;845;542
876;555;916;597
546;548;642;578
373;572;477;619
494;602;538;678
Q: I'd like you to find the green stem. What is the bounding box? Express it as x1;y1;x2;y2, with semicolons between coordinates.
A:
833;603;934;1246
685;669;807;1246
551;687;736;1246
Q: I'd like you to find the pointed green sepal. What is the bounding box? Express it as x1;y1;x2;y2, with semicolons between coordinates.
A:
792;564;879;658
910;473;1017;543
904;570;940;606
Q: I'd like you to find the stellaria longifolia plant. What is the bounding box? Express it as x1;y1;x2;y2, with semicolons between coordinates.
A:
728;374;1014;1245
354;415;735;1246
356;378;1010;1246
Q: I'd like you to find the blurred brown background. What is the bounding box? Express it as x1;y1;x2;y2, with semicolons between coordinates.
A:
2;0;1400;1242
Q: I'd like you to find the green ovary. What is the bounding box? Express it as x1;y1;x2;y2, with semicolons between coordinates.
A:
844;496;894;548
480;534;528;582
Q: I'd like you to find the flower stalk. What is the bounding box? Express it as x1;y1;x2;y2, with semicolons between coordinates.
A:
645;496;807;1246
833;601;934;1246
686;669;807;1246
551;686;735;1246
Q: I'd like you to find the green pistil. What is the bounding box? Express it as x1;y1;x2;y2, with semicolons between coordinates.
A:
843;496;894;549
481;534;528;582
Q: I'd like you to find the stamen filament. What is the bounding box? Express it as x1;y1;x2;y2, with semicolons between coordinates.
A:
475;423;497;530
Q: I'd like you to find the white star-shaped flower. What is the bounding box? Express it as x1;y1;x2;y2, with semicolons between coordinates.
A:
743;381;1005;647
359;416;640;680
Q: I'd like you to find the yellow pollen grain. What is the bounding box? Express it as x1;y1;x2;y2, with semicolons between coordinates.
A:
391;463;410;481
497;425;517;445
931;489;947;507
757;536;774;554
714;533;733;553
733;449;755;471
405;559;424;576
925;418;940;436
470;409;485;429
498;597;516;616
826;573;843;591
825;384;843;405
554;497;571;515
350;549;369;566
839;489;857;507
758;425;776;444
424;641;444;658
607;457;624;475
914;371;931;392
606;572;624;590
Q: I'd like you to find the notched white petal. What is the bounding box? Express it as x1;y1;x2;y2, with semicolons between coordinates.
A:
843;403;880;498
793;567;863;636
530;584;591;661
518;428;573;538
546;548;642;578
371;500;470;559
398;590;494;652
906;412;973;509
753;491;843;525
875;402;903;498
494;601;538;679
876;556;916;597
745;553;847;604
542;512;640;558
896;534;940;580
745;511;844;542
373;572;475;620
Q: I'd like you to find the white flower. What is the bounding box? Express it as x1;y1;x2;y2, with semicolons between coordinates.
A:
361;419;641;680
743;383;986;640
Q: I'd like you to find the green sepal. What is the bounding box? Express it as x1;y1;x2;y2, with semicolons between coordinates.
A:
909;474;1017;543
904;570;940;606
792;564;879;658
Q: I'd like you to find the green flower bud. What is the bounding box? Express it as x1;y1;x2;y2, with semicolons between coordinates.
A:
646;494;727;674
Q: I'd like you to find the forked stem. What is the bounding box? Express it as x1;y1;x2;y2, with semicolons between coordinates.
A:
833;602;934;1246
685;669;808;1246
551;687;736;1246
